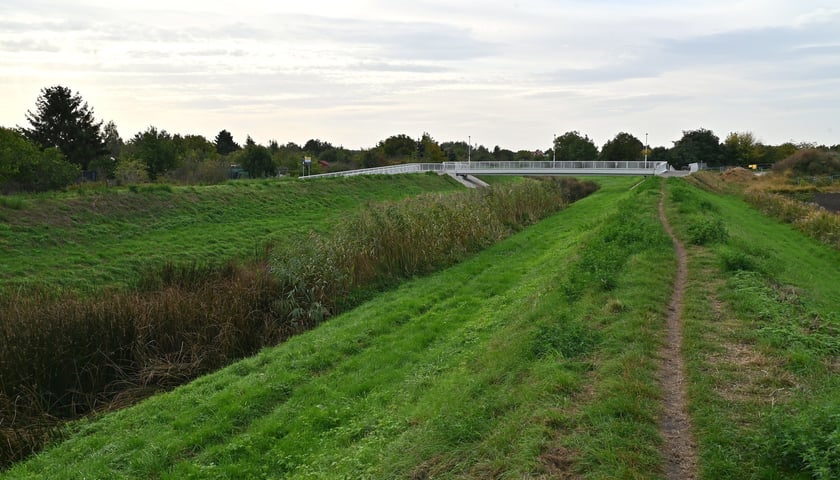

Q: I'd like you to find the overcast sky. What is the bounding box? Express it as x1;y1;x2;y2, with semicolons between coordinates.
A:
2;0;838;151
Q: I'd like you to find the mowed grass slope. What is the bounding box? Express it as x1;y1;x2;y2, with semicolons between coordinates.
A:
0;175;461;293
4;177;682;479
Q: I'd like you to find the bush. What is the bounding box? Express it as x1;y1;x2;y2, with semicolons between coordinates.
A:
773;149;840;177
162;157;229;184
114;157;150;184
765;396;840;479
686;216;728;245
1;127;80;192
718;246;759;272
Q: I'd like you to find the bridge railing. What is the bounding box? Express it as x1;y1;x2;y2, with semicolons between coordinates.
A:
444;161;655;171
301;161;668;179
300;163;445;179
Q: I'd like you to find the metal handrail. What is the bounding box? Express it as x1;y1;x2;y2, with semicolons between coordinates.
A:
301;161;668;179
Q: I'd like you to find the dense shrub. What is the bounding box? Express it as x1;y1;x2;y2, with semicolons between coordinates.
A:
773;149;840;177
1;127;80;193
114;157;150;184
162;157;229;184
686;216;728;245
765;395;840;479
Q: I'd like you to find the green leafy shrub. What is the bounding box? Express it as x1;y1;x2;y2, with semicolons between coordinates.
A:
773;149;840;177
718;245;760;272
115;157;150;184
686;216;728;245
765;396;840;479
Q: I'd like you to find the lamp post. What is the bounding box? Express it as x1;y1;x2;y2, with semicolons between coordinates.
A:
645;132;649;169
553;133;556;169
468;135;471;167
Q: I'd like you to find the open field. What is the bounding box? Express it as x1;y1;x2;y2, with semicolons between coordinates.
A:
2;175;838;478
0;175;462;293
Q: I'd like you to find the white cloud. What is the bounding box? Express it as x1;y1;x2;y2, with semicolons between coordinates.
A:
1;0;838;149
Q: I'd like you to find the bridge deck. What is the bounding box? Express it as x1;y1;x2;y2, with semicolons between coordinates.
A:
301;161;669;179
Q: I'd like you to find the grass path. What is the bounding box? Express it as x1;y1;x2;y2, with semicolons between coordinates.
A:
657;187;698;479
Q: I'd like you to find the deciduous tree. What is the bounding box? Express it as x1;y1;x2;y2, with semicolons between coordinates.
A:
599;132;644;162
724;131;762;167
671;128;724;168
380;134;417;158
417;133;446;163
553;131;598;162
125;126;178;180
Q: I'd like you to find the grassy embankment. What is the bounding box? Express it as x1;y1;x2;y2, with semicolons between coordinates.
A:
1;175;598;469
664;178;840;479
0;175;462;293
4;176;685;478
9;174;836;478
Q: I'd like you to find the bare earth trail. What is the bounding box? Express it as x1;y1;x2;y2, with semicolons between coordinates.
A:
657;188;699;479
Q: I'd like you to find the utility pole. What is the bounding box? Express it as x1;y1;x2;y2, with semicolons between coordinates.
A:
645;132;649;168
468;135;471;166
553;133;556;168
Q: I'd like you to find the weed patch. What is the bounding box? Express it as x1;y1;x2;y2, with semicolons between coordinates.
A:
765;393;840;479
686;216;728;245
531;315;599;360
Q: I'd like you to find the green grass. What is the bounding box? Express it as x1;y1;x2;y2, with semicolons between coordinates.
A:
0;176;598;468
0;175;461;293
8;175;835;478
665;178;840;479
5;176;682;479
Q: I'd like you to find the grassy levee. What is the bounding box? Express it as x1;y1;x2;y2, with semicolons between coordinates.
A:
0;175;461;293
664;178;840;479
0;176;599;468
3;177;683;479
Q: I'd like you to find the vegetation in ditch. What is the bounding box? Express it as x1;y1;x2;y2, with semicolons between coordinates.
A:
665;177;840;479
0;176;597;469
4;176;683;479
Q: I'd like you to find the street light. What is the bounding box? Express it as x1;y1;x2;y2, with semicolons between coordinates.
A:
553;133;556;169
644;132;649;169
468;135;471;167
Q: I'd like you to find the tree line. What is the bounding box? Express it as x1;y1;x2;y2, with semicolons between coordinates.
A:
3;85;838;193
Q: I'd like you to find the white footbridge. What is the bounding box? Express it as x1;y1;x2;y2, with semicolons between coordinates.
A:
301;161;670;184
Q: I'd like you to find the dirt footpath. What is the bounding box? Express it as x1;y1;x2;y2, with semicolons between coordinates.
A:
657;189;699;479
